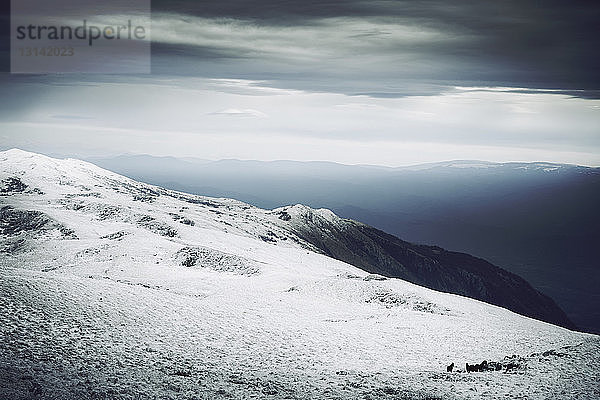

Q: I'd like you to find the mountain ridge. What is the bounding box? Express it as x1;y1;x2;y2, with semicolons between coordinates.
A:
1;148;598;399
1;149;574;329
82;152;600;333
85;153;600;171
272;203;574;330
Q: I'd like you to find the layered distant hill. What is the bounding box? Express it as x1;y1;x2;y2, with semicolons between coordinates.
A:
88;155;600;333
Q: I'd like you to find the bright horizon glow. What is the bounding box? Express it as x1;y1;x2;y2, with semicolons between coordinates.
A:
2;138;599;169
1;79;598;167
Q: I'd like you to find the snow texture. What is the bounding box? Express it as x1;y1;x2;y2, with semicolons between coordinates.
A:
0;149;599;399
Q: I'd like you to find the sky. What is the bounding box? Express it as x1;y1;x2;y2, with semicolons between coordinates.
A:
0;0;599;166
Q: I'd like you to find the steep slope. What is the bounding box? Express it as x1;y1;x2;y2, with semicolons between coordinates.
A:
271;204;574;330
1;149;598;399
1;150;574;328
89;154;600;333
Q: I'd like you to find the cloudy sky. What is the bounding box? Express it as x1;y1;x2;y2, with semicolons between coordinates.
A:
1;0;599;166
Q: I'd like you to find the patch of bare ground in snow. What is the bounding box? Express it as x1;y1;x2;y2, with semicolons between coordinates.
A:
174;246;261;275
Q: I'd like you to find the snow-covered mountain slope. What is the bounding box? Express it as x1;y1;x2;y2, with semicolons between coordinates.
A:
1;149;598;400
271;203;574;330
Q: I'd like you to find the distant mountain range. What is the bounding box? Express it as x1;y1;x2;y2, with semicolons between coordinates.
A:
86;154;600;333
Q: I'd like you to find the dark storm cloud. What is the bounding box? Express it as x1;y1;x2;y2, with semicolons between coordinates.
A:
147;0;599;98
0;2;9;72
1;1;598;98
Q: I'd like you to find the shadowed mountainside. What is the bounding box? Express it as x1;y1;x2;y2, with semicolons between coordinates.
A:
1;150;575;330
86;155;599;333
276;205;575;330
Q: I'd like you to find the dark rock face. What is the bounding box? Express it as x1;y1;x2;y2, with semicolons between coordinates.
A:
0;206;51;235
0;206;77;240
284;213;575;330
136;215;178;237
100;231;129;241
0;177;27;195
175;246;260;275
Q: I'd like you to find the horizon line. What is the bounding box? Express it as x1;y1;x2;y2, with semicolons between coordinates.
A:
3;147;600;169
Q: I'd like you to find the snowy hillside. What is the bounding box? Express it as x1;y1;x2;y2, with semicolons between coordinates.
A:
89;153;600;333
269;203;574;330
1;149;598;399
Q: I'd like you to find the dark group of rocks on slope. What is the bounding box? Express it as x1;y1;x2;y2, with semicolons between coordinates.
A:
446;354;528;374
